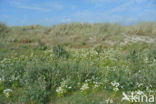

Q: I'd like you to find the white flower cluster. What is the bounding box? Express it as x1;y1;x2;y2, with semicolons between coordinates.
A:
3;89;13;98
111;81;120;92
105;98;113;104
80;83;89;92
56;87;65;96
93;81;102;89
85;79;92;83
56;80;72;97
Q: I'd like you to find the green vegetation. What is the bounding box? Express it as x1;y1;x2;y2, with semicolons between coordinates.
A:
0;22;9;37
0;22;156;104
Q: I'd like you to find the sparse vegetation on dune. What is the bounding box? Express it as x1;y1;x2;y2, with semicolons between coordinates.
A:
0;22;156;104
1;22;156;47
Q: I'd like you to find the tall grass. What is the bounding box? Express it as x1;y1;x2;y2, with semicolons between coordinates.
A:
0;43;156;103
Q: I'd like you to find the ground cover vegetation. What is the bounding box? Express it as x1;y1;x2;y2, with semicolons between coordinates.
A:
0;22;156;104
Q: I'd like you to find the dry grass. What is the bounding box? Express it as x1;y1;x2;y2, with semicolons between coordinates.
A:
0;22;156;48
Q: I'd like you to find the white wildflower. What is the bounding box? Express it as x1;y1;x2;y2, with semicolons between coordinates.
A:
93;81;101;89
144;57;149;63
85;79;91;83
80;83;89;92
111;81;120;91
113;87;119;91
105;98;113;104
93;84;100;89
56;87;64;94
68;86;72;89
111;81;120;87
3;89;13;98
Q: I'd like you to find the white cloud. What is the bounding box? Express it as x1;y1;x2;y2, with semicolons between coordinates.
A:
9;0;64;12
62;18;71;23
9;1;51;12
16;5;51;12
88;0;152;9
98;0;154;15
88;0;117;7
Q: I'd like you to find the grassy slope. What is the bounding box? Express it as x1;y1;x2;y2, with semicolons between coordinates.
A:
0;22;156;104
0;22;156;59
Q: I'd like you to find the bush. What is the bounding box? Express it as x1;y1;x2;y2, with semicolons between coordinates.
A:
52;44;69;58
0;22;8;37
38;40;47;50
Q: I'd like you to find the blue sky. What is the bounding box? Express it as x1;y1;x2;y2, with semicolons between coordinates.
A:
0;0;156;26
